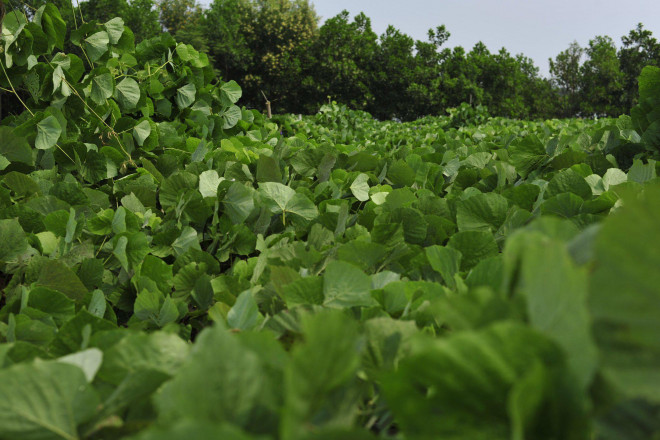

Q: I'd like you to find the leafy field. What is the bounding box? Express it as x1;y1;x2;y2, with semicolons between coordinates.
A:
1;9;660;440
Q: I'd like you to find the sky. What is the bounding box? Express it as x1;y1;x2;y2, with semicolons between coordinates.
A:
309;0;660;77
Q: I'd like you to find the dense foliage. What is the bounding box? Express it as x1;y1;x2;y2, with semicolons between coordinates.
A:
1;7;660;440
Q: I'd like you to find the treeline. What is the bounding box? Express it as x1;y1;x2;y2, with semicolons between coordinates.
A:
14;0;660;120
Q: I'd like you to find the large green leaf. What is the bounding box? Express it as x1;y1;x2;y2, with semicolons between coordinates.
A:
35;116;62;150
176;83;196;109
220;80;242;105
114;77;141;110
323;261;376;308
0;127;34;165
199;170;223;198
0;361;99;440
456;192;509;232
36;260;88;302
282;311;362;439
97;331;189;385
545;168;593;200
259;182;318;224
350;173;370;201
506;232;597;390
223;182;255;223
89;72;114;105
381;322;589;440
104;17;124;44
155;325;282;433
447;230;499;271
425;245;462;289
84;31;109;62
589;183;660;402
0;218;28;262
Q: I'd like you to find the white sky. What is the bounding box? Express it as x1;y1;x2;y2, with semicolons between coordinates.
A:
310;0;660;77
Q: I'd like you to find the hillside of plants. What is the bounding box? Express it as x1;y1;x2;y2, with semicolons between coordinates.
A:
1;7;660;440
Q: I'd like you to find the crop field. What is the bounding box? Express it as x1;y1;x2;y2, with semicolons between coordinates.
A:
0;8;660;440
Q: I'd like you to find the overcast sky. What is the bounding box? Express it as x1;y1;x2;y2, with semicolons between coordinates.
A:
310;0;660;77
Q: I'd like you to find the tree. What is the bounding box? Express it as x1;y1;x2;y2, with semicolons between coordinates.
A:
618;23;660;109
580;36;624;116
371;25;416;119
407;26;450;117
309;11;379;113
549;41;583;117
202;0;317;110
81;0;160;43
203;0;252;80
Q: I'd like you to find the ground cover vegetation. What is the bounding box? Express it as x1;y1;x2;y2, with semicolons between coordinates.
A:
5;0;660;121
1;3;660;440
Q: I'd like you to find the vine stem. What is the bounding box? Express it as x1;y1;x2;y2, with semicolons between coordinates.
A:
2;59;75;164
0;61;34;117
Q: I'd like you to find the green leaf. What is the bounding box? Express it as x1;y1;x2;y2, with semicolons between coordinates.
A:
381;322;588;439
155;324;282;431
589;183;660;402
447;230;499;271
0;361;99;440
191;274;214;310
259;182;318;223
279;276;324;308
56;348;103;382
84;31;110;62
282;311;362;438
90;72;115;105
104;17;124;44
0;219;27;262
456;193;509;232
4;171;40;197
176;83;196;109
133;120;151;146
222;105;242;129
28;287;75;325
350;173;370;201
627;159;657;184
323;261;376;308
545;169;593;200
509;136;548;178
220;80;242;105
140;255;173;288
40;4;66;50
508;232;597;390
126;420;256;440
97;331;189;385
115;77;141;110
425;245;462;289
36;260;88;302
35;116;62;150
172;227;201;256
199;170;223;198
227;289;262;330
0;127;34;165
256;154;282;183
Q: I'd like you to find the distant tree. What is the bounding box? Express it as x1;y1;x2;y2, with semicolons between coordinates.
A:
122;0;161;42
580;36;624;116
438;46;482;110
407;26;451;117
371;25;416;119
203;0;252;79
618;23;660;109
549;41;583;117
308;11;379;113
202;0;317;110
